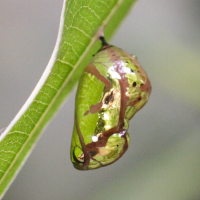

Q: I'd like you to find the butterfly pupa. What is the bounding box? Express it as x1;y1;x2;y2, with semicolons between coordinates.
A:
70;37;151;170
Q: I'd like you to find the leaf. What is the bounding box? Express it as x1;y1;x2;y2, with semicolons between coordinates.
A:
0;0;137;198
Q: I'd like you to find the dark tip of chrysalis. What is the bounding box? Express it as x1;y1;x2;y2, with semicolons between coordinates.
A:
96;36;112;54
99;36;108;46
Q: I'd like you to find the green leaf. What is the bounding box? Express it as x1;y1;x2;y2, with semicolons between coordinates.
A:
0;0;137;198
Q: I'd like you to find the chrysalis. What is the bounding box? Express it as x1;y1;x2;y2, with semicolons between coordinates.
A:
70;37;151;170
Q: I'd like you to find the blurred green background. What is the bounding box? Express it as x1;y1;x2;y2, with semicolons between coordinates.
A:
0;0;200;199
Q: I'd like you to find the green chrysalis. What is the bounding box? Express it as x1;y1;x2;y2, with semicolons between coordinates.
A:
70;37;151;170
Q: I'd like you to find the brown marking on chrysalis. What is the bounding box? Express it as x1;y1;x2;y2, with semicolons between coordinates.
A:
84;110;89;116
86;125;127;153
74;115;90;170
140;77;151;94
84;126;118;164
85;64;110;89
86;126;118;150
84;102;103;116
89;102;103;114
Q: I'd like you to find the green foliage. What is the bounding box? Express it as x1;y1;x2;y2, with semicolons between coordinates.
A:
0;0;137;198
